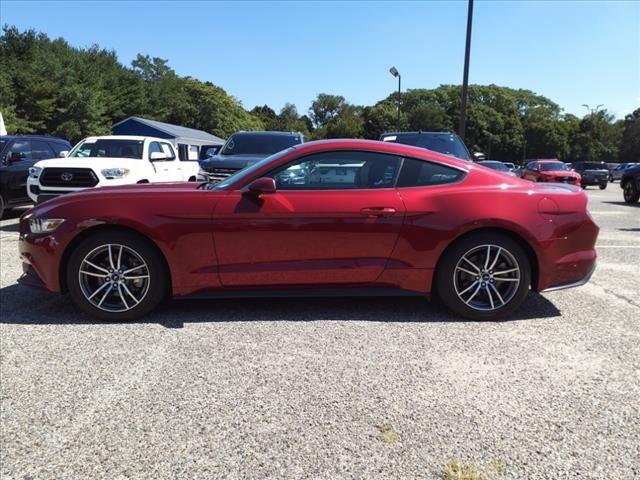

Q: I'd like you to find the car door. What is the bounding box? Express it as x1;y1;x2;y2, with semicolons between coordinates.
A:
3;139;41;204
212;150;407;287
522;162;538;181
148;141;181;182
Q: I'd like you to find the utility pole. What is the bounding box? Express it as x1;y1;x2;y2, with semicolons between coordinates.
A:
458;0;474;141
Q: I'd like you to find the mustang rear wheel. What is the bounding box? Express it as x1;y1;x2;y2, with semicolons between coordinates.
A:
623;180;640;203
67;231;168;320
436;233;531;320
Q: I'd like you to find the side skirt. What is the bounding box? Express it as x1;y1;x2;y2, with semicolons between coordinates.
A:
177;287;429;301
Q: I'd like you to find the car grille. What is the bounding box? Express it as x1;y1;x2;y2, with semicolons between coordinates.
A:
40;168;98;188
203;168;241;184
555;176;575;183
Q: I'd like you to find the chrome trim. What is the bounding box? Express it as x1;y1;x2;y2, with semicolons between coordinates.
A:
541;263;596;293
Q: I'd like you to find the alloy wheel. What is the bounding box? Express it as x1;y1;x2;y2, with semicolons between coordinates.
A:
78;244;150;313
453;244;521;311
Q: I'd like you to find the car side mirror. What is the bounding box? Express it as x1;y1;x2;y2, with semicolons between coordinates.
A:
246;177;276;195
58;150;69;158
9;152;24;162
150;152;169;161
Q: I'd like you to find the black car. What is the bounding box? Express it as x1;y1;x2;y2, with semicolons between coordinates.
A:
571;161;609;189
198;131;305;183
379;131;473;161
0;135;71;218
621;164;640;203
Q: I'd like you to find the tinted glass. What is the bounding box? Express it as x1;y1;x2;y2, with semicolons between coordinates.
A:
0;140;7;152
539;162;569;171
7;140;31;161
221;134;302;155
70;139;144;159
48;142;68;155
397;157;466;187
269;151;401;190
30;140;55;160
479;161;509;171
213;148;295;190
578;162;607;170
381;133;471;161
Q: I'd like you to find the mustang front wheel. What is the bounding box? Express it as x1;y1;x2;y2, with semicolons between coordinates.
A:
436;233;531;320
67;231;168;320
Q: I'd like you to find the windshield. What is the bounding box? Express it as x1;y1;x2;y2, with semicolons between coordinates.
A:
580;162;607;170
480;161;509;171
0;140;6;152
69;139;144;159
540;162;569;171
214;148;295;190
381;133;471;161
221;134;301;156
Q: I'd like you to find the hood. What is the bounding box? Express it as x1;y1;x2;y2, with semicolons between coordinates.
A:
34;157;146;170
199;153;268;170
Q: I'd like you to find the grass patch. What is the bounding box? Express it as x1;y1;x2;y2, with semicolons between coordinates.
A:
489;459;506;475
375;424;400;443
441;460;484;480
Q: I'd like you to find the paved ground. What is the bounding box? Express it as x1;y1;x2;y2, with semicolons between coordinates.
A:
1;186;638;480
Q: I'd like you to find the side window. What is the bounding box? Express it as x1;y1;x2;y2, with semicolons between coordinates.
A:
6;140;32;162
159;142;176;160
268;151;401;190
48;142;67;156
30;140;56;160
148;142;163;159
396;157;465;187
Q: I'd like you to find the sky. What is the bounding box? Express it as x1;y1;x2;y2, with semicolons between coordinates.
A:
2;1;639;119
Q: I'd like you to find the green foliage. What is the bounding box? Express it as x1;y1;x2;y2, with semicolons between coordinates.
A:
618;108;640;162
0;27;263;143
1;26;635;162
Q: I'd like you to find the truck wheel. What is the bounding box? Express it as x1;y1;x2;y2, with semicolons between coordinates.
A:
623;180;640;203
599;183;607;190
0;196;5;219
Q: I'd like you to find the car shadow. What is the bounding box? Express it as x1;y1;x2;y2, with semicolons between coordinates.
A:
0;221;20;233
602;201;640;208
0;283;561;328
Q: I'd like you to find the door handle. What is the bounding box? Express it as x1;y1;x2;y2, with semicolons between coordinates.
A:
360;207;397;217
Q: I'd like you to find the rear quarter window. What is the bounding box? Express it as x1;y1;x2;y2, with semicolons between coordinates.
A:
397;157;466;187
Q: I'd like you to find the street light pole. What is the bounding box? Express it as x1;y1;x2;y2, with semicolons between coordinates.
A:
389;66;401;131
458;0;474;141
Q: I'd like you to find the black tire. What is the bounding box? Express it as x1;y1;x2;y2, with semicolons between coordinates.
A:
623;180;640;203
599;183;607;190
436;232;531;321
188;176;197;182
66;230;168;321
0;195;5;220
609;174;614;183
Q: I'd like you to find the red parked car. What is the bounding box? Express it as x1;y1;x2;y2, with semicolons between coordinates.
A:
18;140;598;321
521;159;581;185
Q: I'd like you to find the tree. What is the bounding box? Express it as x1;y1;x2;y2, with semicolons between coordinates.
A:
619;108;640;162
309;94;347;129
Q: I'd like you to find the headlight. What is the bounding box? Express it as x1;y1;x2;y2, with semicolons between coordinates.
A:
29;166;42;179
101;168;130;179
29;218;65;233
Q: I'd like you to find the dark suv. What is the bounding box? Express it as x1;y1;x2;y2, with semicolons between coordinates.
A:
0;135;71;217
570;161;609;189
379;131;472;161
198;131;305;183
621;164;640;203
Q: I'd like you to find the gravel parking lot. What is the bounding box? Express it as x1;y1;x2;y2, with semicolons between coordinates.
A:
1;187;639;480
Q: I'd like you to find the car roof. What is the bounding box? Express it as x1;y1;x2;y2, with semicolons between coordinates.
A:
80;135;170;142
0;134;69;143
290;138;472;169
381;131;457;137
231;131;303;137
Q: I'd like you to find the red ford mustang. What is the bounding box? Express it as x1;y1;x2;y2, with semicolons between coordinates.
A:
18;139;598;321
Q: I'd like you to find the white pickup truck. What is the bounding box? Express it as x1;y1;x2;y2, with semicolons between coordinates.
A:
27;135;199;203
